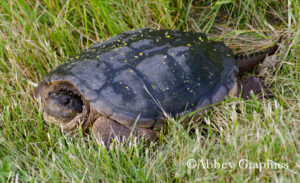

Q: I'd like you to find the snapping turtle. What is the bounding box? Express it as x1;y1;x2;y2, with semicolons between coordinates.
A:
35;28;279;144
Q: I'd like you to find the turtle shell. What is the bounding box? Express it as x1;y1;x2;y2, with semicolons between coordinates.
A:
42;28;238;128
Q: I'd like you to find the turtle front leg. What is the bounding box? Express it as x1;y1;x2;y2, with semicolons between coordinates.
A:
237;76;273;100
92;116;157;145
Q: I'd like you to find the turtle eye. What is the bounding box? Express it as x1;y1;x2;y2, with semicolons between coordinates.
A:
62;97;70;105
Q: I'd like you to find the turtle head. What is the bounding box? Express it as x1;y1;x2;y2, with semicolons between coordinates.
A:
44;90;83;122
35;82;89;131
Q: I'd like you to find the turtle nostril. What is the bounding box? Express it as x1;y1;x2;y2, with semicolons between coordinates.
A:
62;97;70;105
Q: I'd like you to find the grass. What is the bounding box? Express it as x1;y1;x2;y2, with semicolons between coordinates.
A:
0;0;299;182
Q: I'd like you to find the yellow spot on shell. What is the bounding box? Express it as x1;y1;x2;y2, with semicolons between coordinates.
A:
134;56;138;58
130;70;134;72
152;85;155;89
123;42;127;46
187;44;191;47
75;56;79;59
162;61;166;64
171;53;175;56
198;37;204;41
124;59;127;63
181;54;185;57
166;35;170;38
139;52;143;56
125;86;129;90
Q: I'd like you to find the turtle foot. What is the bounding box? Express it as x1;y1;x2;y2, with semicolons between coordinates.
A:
92;116;157;145
238;76;273;100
